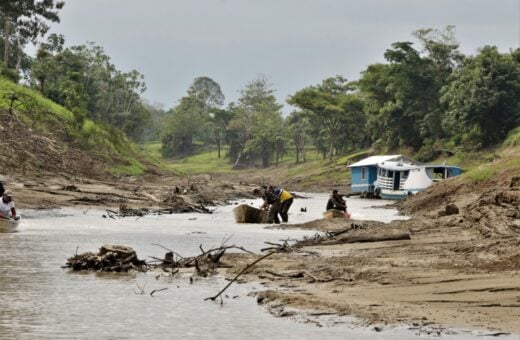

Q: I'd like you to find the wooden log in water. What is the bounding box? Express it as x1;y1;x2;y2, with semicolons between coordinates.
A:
320;233;411;246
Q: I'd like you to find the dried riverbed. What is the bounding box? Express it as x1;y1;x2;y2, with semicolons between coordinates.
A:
1;195;517;339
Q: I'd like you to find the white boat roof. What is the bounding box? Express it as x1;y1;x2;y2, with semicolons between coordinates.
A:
377;161;418;171
348;155;404;168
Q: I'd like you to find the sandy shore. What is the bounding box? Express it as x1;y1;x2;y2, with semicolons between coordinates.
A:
223;216;520;335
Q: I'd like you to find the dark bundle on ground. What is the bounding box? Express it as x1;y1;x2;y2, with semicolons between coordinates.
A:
64;244;147;272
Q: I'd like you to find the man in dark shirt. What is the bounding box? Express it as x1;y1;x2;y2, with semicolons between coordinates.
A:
326;190;347;212
254;187;281;224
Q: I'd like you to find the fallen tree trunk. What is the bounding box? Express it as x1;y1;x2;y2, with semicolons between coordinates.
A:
319;233;411;246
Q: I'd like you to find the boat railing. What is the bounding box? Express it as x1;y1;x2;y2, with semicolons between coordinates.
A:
375;176;406;190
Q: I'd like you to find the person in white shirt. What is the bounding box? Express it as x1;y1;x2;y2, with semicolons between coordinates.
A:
0;190;17;220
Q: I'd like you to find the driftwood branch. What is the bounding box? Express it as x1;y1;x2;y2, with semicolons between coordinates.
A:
150;288;168;296
320;233;411;246
265;270;305;279
205;251;275;301
151;243;184;259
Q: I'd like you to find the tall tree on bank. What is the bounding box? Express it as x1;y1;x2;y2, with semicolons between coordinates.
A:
189;77;225;148
228;76;283;167
289;76;358;161
162;77;224;157
30;38;149;139
441;46;520;148
286;110;310;164
209;107;234;158
0;0;64;69
358;27;462;153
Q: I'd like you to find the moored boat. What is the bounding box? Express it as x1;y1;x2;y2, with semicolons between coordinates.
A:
0;216;20;233
374;162;462;200
233;204;269;223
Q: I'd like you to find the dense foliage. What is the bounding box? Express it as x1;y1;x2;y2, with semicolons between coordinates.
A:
0;7;518;170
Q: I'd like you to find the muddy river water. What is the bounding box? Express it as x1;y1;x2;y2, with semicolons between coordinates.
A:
0;195;511;339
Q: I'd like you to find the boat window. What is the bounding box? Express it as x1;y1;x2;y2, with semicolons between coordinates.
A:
447;168;453;177
402;170;409;179
388;170;394;177
434;168;445;178
361;167;366;180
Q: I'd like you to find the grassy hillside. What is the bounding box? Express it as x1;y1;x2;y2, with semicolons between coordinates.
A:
148;127;520;192
149;143;359;191
0;77;165;177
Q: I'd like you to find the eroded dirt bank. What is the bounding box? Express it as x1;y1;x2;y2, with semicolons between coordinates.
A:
5;173;257;212
221;172;520;334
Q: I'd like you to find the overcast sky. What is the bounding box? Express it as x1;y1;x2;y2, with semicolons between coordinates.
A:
48;0;520;112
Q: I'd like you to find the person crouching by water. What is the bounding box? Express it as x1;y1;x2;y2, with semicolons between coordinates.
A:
326;190;347;212
274;187;293;223
253;187;281;224
0;190;18;220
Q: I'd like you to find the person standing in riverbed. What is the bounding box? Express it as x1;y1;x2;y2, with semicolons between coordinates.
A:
0;190;17;220
274;187;293;223
253;187;281;224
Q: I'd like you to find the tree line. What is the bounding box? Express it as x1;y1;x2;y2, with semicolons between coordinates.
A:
1;3;519;167
0;1;163;143
162;26;520;166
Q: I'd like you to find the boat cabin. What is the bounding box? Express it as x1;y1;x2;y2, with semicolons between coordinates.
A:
348;155;462;200
347;155;417;197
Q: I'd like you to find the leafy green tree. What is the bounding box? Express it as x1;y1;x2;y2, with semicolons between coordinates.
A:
358;27;462;152
30;40;147;135
441;46;520;148
162;95;205;157
209;107;234;158
0;0;64;69
286;110;310;163
162;77;224;157
228;76;283;167
288;76;355;160
335;92;366;153
188;76;225;112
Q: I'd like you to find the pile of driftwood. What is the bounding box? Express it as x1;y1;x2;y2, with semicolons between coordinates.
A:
63;243;254;277
103;201;212;219
147;244;254;277
63;245;147;272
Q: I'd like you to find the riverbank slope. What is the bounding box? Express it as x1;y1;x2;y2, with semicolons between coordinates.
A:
221;148;520;335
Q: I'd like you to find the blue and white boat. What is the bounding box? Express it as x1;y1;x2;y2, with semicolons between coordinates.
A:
348;155;462;200
348;155;419;198
374;161;462;200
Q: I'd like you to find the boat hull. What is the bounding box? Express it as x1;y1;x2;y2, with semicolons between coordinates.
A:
0;217;20;233
322;209;345;219
233;204;269;223
378;189;409;200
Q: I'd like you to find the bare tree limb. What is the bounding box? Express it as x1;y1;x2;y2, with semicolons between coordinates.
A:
205;251;275;301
